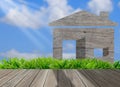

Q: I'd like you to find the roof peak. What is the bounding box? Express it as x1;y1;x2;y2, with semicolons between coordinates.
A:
49;11;117;26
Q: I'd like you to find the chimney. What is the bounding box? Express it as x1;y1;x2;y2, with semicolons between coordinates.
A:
100;11;109;20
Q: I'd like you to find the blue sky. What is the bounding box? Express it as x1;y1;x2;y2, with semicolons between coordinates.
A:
0;0;120;61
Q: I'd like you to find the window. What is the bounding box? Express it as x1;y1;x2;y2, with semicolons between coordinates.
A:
62;40;76;59
94;48;103;58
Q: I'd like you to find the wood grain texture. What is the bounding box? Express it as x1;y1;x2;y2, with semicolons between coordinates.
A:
57;70;72;87
44;70;57;87
49;11;117;26
0;70;119;87
76;70;96;87
77;70;120;87
30;70;49;87
0;70;13;79
53;28;114;62
0;70;21;86
65;70;85;87
16;70;39;87
2;70;27;87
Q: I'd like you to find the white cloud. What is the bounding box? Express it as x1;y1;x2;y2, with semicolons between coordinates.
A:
0;0;81;29
0;49;52;59
63;53;76;59
63;43;75;52
62;43;76;59
0;49;76;59
1;6;44;29
88;0;113;15
46;0;74;21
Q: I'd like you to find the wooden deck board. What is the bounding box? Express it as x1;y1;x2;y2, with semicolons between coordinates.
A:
108;70;120;81
78;70;120;87
16;70;39;87
30;70;49;87
57;70;72;87
44;70;57;87
76;70;96;87
2;70;28;87
0;70;119;87
0;70;13;79
65;70;85;87
0;70;21;86
95;70;120;87
80;70;112;87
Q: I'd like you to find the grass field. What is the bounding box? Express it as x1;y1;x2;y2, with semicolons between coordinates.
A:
0;58;120;69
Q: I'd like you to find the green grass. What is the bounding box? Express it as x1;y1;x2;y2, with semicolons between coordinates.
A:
0;57;119;69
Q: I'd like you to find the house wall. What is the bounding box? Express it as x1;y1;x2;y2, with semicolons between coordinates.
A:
53;28;114;62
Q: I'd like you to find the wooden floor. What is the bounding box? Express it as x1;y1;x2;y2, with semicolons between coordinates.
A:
0;70;120;87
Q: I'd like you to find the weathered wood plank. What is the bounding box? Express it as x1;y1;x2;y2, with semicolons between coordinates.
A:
0;70;13;79
101;70;120;81
65;70;85;87
114;70;120;73
44;70;57;87
76;70;96;87
78;70;120;87
2;70;28;87
0;70;119;87
30;70;49;87
94;70;120;87
16;70;39;87
0;70;21;86
84;70;112;87
49;11;117;26
57;70;72;87
15;70;38;87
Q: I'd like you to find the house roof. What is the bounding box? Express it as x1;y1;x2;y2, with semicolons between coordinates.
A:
49;11;117;26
